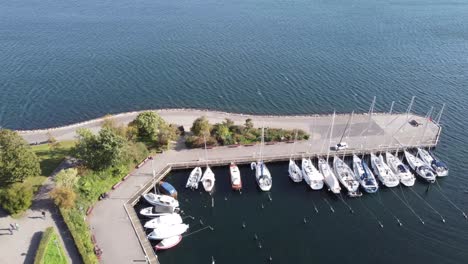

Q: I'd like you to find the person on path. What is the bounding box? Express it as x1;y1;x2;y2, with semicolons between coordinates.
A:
9;227;13;235
10;223;15;231
15;223;19;231
42;211;46;220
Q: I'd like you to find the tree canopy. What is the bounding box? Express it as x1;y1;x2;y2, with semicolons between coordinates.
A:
190;116;211;136
0;129;40;185
73;128;126;170
129;111;178;149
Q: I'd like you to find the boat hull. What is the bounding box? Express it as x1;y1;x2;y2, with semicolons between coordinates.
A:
155;235;182;250
229;163;242;190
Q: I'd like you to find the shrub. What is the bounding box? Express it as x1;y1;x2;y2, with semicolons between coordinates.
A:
50;187;76;209
0;182;33;214
55;168;78;189
34;227;54;264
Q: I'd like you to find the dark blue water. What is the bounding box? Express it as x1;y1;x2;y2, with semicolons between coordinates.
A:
1;0;467;130
2;0;468;262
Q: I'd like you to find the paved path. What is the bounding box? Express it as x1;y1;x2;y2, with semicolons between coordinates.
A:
17;109;439;145
0;161;81;264
87;113;440;264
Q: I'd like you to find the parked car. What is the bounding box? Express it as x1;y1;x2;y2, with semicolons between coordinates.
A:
334;142;348;150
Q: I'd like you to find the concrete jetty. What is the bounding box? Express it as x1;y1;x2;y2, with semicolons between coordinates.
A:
18;109;440;151
80;109;441;264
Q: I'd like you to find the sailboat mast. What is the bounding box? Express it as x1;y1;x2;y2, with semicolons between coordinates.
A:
326;111;336;162
435;103;445;125
343;111;354;159
204;135;209;167
420;107;433;146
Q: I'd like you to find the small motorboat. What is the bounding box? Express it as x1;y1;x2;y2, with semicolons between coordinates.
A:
288;159;303;182
144;213;183;229
370;153;399;188
353;155;379;193
147;224;189;240
200;166;215;193
155;235;182;250
318;158;341;194
301;158;324;190
404;150;436;183
142;193;179;212
417;148;449;177
386;152;415;187
140;207;172;218
158;181;177;198
229;162;242;191
186;167;202;189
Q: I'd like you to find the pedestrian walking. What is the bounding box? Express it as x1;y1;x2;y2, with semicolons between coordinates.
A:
9;227;13;235
15;223;19;231
42;211;46;220
10;223;15;231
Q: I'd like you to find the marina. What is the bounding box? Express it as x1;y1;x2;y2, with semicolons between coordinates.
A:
117;108;464;264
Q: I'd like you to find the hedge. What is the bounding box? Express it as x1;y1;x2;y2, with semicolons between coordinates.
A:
60;208;98;264
34;227;54;264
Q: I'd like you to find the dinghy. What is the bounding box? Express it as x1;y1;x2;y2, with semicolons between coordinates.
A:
155;235;182;250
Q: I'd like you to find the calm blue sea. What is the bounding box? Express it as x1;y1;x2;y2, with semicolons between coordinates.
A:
1;0;467;263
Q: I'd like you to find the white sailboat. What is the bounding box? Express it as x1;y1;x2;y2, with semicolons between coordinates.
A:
301;158;324;190
333;156;360;196
147;223;189;240
353;154;379;193
370;153;399;187
417;148;448;177
288;159;303;182
144;213;183;229
319;158;341;194
251;127;272;191
404;150;436;183
319;111;341;194
201;166;215;193
142;193;179;208
385;152;415;187
186;166;202;189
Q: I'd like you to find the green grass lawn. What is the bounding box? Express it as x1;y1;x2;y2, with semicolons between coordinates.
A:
42;230;68;264
31;141;76;177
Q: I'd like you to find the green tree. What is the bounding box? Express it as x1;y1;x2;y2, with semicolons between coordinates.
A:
0;182;33;214
73;128;126;170
190;116;211;136
245;118;254;130
55;168;78;189
132;111;165;140
0;129;40;185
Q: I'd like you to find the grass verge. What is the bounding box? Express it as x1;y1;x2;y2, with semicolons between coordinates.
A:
34;227;68;264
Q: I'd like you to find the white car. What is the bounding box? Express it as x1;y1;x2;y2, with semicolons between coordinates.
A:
335;142;348;150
